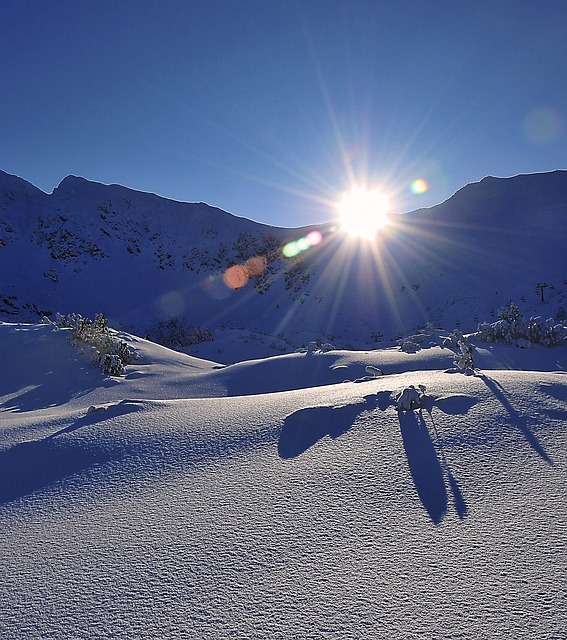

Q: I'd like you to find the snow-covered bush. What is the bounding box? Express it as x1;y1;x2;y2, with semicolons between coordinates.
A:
525;316;567;346
442;328;464;350
476;302;525;344
476;302;567;347
453;339;475;373
397;335;423;353
442;329;475;373
46;312;137;376
395;385;426;411
152;317;213;349
302;339;336;354
98;352;125;376
396;324;439;353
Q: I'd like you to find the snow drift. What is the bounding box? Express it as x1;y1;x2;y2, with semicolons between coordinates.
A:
0;321;565;638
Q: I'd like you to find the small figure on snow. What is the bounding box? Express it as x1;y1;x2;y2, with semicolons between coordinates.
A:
395;385;426;412
454;338;475;373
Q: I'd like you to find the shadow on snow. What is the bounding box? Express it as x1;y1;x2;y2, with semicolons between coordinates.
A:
0;399;285;506
0;439;124;505
278;389;469;525
398;411;449;525
0;369;120;413
278;391;391;459
399;408;469;525
0;402;143;506
479;374;553;464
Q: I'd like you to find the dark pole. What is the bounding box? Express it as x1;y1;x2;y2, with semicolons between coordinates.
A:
537;283;548;303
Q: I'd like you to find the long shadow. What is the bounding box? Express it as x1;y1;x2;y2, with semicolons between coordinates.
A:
447;471;467;519
399;411;448;525
0;401;145;505
426;410;468;520
479;374;552;464
0;438;121;505
278;393;390;459
1;368;120;413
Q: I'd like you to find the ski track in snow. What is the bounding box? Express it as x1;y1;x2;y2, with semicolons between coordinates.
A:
0;323;566;639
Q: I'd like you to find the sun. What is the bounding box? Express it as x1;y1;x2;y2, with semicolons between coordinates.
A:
337;187;390;239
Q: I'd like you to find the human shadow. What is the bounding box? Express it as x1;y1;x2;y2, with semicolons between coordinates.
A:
399;411;448;525
278;392;390;459
479;374;552;464
424;409;468;520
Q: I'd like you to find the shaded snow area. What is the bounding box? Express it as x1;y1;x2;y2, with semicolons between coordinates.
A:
1;323;566;639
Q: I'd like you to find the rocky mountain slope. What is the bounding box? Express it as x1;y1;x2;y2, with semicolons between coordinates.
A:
1;169;566;353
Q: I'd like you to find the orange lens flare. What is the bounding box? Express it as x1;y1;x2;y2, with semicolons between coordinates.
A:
223;264;249;289
245;255;267;276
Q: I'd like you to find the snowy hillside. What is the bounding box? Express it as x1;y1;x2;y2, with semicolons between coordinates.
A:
1;169;566;359
0;321;565;639
1;168;566;636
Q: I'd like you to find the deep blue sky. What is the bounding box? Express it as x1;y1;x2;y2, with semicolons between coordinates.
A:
1;0;566;227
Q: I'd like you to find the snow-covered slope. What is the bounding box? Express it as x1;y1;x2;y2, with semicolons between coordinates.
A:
1;169;566;357
1;322;565;638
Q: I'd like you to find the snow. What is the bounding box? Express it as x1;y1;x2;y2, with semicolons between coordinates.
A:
1;168;566;637
2;168;567;351
1;321;565;639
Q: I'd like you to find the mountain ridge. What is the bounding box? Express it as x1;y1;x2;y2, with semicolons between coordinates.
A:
1;168;566;358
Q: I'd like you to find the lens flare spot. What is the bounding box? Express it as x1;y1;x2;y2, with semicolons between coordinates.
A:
223;264;249;289
200;274;232;300
523;107;564;145
245;255;267;276
282;229;324;259
158;291;185;316
410;178;429;194
283;241;300;258
306;231;322;246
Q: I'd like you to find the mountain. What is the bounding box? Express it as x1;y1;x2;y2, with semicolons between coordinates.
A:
1;169;566;360
1;171;566;639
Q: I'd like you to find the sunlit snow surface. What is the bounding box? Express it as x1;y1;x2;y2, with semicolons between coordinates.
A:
0;323;565;639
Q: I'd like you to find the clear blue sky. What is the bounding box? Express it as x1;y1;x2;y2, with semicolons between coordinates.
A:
1;0;566;227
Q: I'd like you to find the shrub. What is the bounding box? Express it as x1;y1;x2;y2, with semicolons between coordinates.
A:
395;385;427;411
298;339;336;354
442;329;475;372
397;335;423;353
152;317;213;349
46;312;137;376
476;303;567;347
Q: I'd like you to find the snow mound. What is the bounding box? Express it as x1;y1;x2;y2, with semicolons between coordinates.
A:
0;322;566;639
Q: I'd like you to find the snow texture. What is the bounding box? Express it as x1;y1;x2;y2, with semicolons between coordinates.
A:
1;169;566;638
1;322;566;639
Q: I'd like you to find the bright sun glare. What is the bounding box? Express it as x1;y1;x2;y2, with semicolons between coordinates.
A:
337;187;390;239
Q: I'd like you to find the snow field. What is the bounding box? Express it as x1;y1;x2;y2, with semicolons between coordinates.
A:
0;324;565;638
